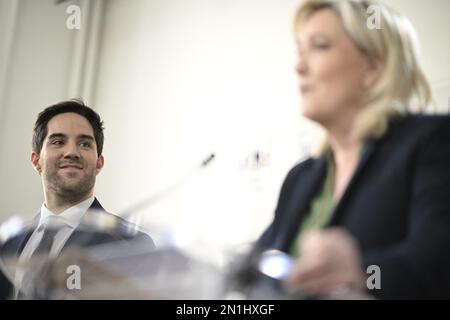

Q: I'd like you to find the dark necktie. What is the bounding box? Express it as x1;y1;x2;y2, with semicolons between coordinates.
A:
17;221;67;299
34;224;59;256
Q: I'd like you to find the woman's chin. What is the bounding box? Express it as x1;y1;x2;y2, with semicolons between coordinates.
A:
301;107;320;122
301;109;330;129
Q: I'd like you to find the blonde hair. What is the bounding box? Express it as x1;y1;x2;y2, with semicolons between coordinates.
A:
294;0;432;148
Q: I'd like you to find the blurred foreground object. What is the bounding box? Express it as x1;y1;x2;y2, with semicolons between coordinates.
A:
0;210;154;300
9;245;222;299
1;215;375;300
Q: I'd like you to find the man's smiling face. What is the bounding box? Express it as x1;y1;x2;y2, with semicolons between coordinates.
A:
31;112;104;199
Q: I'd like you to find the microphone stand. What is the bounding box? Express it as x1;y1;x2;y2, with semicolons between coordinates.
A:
119;153;216;219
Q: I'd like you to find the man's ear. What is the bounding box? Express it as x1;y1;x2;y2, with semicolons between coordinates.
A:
363;57;384;89
96;155;104;175
31;151;42;174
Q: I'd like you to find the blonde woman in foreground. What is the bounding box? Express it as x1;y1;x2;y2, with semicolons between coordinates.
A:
257;0;450;299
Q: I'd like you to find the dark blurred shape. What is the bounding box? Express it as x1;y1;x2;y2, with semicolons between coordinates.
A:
224;246;300;300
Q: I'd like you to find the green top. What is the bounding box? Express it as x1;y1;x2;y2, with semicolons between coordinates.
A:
289;144;368;258
289;151;335;258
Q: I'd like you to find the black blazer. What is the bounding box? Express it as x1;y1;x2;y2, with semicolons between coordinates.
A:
0;198;155;299
257;115;450;299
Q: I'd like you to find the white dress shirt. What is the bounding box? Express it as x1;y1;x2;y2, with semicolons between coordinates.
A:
14;196;95;298
21;196;95;260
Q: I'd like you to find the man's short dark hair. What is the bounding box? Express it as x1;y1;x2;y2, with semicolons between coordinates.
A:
32;99;104;156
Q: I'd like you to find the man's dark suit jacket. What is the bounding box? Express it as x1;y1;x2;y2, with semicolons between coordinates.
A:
0;198;155;299
257;115;450;299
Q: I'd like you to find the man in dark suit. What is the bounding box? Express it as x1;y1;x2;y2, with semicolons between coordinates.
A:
257;115;450;299
0;100;154;299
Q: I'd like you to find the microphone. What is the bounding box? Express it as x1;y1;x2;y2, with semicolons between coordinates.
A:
201;153;215;167
120;153;216;219
225;245;296;299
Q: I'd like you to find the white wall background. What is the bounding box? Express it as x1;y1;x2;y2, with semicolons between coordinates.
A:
0;0;103;217
381;0;450;112
1;0;449;254
93;0;305;251
0;0;79;219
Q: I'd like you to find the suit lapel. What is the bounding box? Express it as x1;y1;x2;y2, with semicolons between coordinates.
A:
61;198;109;249
275;138;378;251
325;138;378;226
275;157;327;251
11;214;40;254
2;199;109;261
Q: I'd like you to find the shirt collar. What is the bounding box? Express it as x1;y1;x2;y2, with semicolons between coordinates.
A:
39;196;95;229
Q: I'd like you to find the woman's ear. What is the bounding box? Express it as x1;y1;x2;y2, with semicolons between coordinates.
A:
363;57;384;88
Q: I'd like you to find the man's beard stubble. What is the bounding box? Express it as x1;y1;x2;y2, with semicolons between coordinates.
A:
45;167;96;200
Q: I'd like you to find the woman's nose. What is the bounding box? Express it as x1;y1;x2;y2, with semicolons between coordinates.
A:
296;57;308;76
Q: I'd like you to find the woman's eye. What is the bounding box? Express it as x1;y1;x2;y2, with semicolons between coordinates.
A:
314;42;330;49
